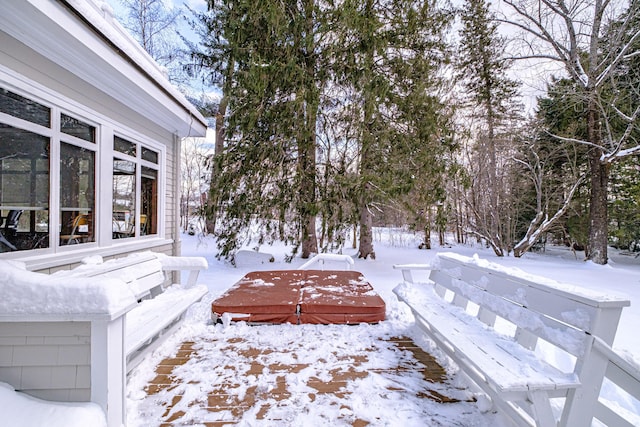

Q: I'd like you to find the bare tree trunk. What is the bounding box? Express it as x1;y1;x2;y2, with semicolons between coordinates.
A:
586;101;608;264
300;125;318;257
299;0;318;259
357;186;375;259
356;0;376;260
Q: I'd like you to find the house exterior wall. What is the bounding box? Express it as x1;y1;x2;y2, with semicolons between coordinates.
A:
0;1;204;272
0;322;92;401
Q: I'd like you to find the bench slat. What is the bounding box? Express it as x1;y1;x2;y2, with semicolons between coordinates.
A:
125;284;208;356
437;257;600;332
429;268;590;357
395;283;580;393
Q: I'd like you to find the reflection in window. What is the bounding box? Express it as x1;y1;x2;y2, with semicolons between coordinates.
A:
61;114;95;142
0;124;50;252
0;88;50;127
113;159;136;239
60;143;95;245
141;166;157;235
114;136;137;157
142;147;158;164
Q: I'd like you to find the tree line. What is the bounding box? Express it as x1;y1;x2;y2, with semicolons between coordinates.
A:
118;0;640;265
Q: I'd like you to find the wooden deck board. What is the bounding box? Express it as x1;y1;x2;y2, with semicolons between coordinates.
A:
140;335;465;426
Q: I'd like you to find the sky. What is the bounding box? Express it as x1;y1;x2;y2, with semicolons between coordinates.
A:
105;0;548;115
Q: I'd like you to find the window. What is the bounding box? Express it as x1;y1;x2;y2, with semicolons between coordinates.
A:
60;142;95;245
0;87;50;127
112;159;136;238
0;85;164;254
0;124;50;252
141;166;158;235
112;137;159;239
61;113;95;142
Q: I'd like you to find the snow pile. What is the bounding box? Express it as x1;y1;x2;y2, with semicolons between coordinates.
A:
0;259;135;316
0;382;106;427
440;252;631;303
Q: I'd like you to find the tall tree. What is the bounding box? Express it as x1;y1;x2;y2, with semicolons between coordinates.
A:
332;0;453;259
457;0;522;256
501;0;640;264
195;0;324;260
186;1;235;234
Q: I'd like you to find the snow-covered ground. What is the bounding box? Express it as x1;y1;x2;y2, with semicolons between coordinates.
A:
3;228;640;426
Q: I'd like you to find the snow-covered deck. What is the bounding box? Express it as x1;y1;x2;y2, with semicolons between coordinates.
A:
129;327;480;426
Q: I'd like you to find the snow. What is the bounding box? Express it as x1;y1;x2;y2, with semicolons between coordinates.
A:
2;228;640;426
0;382;106;427
0;259;135;317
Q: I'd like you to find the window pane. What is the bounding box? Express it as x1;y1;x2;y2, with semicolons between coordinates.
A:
113;159;136;239
0;124;50;252
142;147;158;164
61;114;95;143
141;166;157;235
0;88;50;127
114;136;137;157
60;143;95;245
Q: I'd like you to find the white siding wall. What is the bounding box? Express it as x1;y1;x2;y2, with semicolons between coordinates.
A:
0;322;91;401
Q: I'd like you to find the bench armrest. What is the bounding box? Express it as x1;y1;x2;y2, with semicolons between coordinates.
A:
393;263;437;284
154;254;208;287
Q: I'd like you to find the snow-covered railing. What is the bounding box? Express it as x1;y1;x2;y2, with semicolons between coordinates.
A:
298;253;354;271
394;253;631;427
589;336;640;427
0;252;208;427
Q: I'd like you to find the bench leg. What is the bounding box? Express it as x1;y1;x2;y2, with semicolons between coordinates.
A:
528;390;556;427
401;270;414;284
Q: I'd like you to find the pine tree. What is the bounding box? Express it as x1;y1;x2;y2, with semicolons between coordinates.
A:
193;0;325;260
457;0;521;256
332;0;453;259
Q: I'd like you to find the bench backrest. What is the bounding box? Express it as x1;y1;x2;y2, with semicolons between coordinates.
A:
431;253;629;361
72;253;165;300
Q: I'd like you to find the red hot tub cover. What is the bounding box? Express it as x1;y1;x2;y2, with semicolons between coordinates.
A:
212;270;385;324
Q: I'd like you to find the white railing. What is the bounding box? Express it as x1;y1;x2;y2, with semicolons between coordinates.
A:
590;336;640;427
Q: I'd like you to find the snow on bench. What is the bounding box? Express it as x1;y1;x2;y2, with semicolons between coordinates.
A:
59;252;208;371
297;253;354;271
393;253;631;427
0;251;208;427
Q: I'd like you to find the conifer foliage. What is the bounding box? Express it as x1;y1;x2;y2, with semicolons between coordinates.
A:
195;0;452;261
456;0;522;256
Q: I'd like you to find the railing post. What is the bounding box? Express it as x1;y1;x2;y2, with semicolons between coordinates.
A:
91;317;126;427
559;336;609;427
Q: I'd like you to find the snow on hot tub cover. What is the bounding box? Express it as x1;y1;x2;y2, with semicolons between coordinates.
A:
212;270;386;324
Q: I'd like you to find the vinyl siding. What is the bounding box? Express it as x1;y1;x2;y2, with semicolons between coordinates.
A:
0;322;91;402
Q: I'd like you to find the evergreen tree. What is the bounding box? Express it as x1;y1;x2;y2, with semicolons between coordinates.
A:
190;0;452;261
193;0;325;260
332;0;453;259
457;0;521;256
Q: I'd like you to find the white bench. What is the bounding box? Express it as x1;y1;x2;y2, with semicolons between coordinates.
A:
63;252;209;371
0;251;208;427
393;253;630;427
297;253;354;270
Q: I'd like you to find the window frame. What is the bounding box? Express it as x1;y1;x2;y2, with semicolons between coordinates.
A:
0;80;167;256
112;134;162;241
